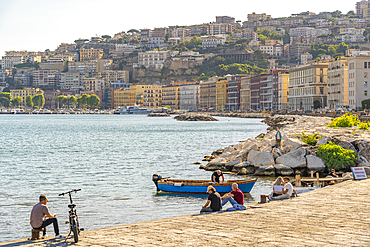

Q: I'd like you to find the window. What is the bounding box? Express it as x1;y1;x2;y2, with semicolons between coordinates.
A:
365;82;368;87
320;87;324;95
365;62;368;69
365;73;368;78
365;91;368;96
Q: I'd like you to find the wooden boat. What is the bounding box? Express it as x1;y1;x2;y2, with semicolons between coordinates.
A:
152;174;257;194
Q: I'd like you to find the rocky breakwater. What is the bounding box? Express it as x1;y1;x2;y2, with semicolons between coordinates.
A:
200;115;370;177
147;112;170;117
174;113;218;121
211;112;269;118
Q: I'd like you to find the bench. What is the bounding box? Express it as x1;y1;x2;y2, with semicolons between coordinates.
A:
31;228;44;240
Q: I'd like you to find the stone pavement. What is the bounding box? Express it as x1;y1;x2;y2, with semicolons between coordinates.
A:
1;179;370;247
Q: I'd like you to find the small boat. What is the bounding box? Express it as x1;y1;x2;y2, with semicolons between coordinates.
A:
115;105;153;114
152;174;257;194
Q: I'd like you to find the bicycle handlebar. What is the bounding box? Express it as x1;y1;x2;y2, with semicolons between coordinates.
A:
58;189;81;196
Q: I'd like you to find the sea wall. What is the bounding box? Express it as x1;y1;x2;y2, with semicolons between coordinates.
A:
199;115;370;177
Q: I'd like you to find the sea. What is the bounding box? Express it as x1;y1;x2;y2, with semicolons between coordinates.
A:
0;114;273;242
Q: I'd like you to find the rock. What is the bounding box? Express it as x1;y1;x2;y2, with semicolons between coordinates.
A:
342;172;354;179
317;136;331;146
247;150;260;163
174;113;218;121
147;113;170;117
357;155;370;167
250;152;275;168
364;167;370;177
271;147;283;159
274;164;294;176
357;141;369;151
193;162;201;165
359;147;370;165
199;164;206;169
246;166;256;174
281;138;304;154
260;146;272;153
238;168;247;175
276;148;307;168
223;146;236;153
338;141;357;152
254;165;276;176
235;149;250;162
204;157;227;170
306;155;326;172
224;158;242;171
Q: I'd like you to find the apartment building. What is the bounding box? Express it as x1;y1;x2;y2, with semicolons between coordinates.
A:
56;43;76;52
226;75;241;111
240;76;251;111
201;35;226;49
216;16;235;24
231;31;258;41
115;44;137;55
60;72;84;90
289;43;311;58
99;70;129;86
33;70;59;87
143;85;162;108
14;67;36;86
348;54;370;110
83;77;105;92
301;52;313;64
199;78;217;109
172;28;190;38
327;57;349;109
277;72;290;110
1;56;25;69
152;28;170;38
10;88;43;107
68;59;113;73
43;90;61;109
162;85;180;110
140;29;152;38
215;79;228;111
208;23;234;35
179;84;199;111
79;48;104;61
136;51;171;69
250;75;262;110
189;25;208;36
113;88;131;108
356;0;370;18
260;43;283;57
247;12;271;22
288;62;328;111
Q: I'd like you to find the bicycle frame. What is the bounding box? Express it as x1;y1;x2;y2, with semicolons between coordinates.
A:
59;189;81;242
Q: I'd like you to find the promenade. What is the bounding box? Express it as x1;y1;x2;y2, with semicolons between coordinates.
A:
1;179;370;247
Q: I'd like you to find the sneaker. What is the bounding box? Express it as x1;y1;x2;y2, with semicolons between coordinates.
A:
42;234;48;239
55;235;65;238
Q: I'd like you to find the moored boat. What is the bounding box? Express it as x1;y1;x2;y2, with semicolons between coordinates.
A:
152;174;257;194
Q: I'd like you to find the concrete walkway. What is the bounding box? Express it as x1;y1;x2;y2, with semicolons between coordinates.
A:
2;179;370;247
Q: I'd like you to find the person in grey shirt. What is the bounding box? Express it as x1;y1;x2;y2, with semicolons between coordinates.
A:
30;194;64;238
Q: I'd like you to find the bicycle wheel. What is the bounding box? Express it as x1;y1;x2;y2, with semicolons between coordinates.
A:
71;218;79;243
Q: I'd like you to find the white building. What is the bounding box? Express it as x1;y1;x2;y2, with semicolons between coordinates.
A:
201;35;226;49
115;44;137;54
60;72;84;90
180;84;199;110
135;51;171;69
260;43;283;57
1;56;25;69
348;55;370;110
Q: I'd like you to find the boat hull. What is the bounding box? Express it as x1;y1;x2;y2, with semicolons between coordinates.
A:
156;179;257;194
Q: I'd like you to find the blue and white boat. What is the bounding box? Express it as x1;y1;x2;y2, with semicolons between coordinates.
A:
115;105;153;114
152;174;257;194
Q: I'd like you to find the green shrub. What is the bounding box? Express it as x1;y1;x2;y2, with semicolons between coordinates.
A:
300;131;320;146
358;121;370;130
316;142;358;170
327;113;359;127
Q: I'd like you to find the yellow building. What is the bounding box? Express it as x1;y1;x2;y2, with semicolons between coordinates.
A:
240;76;251;111
113;88;131;108
143;85;162;109
129;84;154;106
79;48;103;61
162;85;180;110
278;72;289;110
10;88;43;107
216;79;228;111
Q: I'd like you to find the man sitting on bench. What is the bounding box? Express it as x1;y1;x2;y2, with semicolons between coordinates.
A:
30;194;64;238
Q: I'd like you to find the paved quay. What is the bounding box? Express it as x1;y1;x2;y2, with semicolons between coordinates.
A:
2;179;370;247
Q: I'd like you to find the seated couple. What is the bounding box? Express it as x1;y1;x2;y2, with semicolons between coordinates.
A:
200;183;244;212
269;176;298;200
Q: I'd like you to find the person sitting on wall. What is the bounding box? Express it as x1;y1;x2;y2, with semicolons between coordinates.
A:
211;170;224;184
221;183;244;207
269;176;285;200
200;186;222;213
327;169;339;178
272;177;298;200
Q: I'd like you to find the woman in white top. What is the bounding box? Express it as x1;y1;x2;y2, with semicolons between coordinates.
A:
272;176;285;197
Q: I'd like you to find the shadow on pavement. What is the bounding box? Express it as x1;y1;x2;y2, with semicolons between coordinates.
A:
0;236;76;247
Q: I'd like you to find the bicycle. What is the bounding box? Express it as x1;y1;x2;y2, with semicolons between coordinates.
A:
58;189;83;242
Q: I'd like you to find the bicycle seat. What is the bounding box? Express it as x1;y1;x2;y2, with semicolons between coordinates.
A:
68;204;76;208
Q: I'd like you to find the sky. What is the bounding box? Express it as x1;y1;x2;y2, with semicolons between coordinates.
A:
0;0;356;57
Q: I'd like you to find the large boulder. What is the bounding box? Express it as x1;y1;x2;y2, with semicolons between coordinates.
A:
235;149;250;162
274;164;294;176
247;150;260;163
276;148;307;168
250;151;275;168
260;146;273;153
357;155;370;167
281;138;305;154
306;155;326;172
204;157;227;170
338;141;357;152
317;136;331;146
231;161;250;173
271;147;283;159
359;146;370;164
254;165;276;176
224;158;242;171
357;141;370;151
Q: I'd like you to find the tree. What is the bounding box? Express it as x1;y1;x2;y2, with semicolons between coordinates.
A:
57;95;67;108
77;94;89;108
0;92;12;107
69;95;77;108
102;35;111;40
127;29;139;34
11;96;23;107
26;95;33;108
15;79;23;89
32;94;45;109
87;94;100;108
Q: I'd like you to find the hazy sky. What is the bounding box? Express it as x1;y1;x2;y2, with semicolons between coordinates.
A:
0;0;356;57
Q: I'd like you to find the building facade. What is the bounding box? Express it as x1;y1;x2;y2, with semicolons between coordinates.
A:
348;55;370;110
179;84;199;111
162;85;180;110
327;57;349;109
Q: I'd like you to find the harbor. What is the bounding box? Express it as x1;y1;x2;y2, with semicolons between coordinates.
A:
2;178;370;246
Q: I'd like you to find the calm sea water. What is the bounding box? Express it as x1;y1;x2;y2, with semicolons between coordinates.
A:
0;114;271;242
